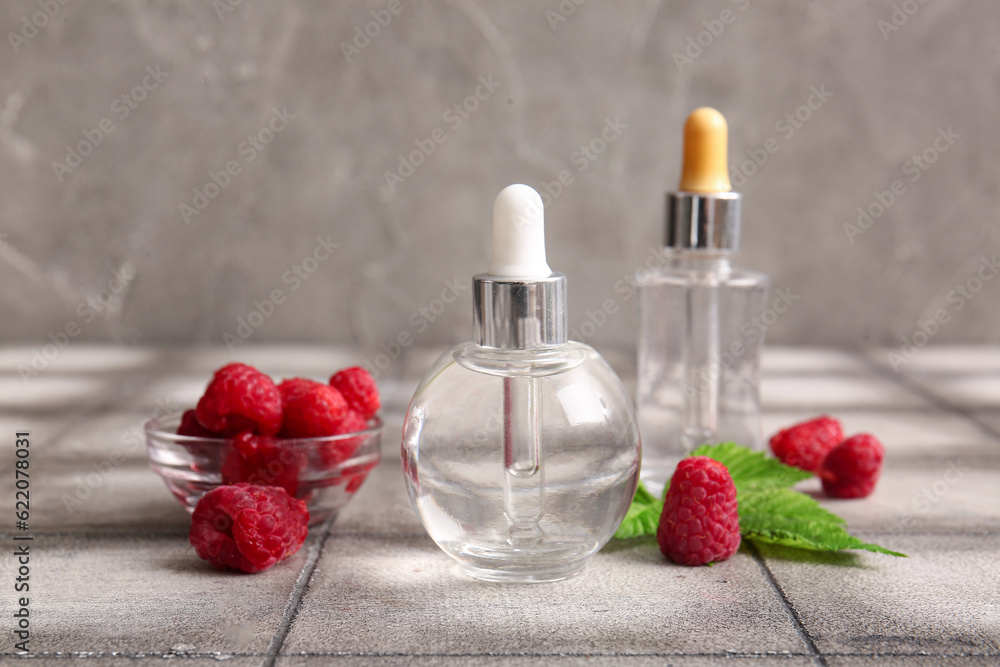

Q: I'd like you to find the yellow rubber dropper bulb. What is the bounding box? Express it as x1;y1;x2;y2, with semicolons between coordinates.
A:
678;107;732;194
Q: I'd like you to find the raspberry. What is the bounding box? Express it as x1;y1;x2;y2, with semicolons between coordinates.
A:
278;378;348;438
177;409;216;438
769;415;844;473
819;434;884;499
658;456;741;566
320;410;368;468
344;460;379;494
176;409;221;470
196;363;282;436
221;431;305;497
334;409;368;436
189;483;308;573
329;367;380;420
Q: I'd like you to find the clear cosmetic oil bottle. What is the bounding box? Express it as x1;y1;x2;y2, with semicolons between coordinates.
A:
637;108;770;490
402;184;641;583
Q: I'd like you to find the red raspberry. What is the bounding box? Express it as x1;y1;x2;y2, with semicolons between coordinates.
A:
344;460;379;494
329;367;380;420
335;409;368;436
189;483;308;573
176;409;222;471
658;456;741;566
819;434;884;499
278;378;348;438
177;409;217;437
221;431;305;497
320;410;368;468
769;415;844;473
196;363;282;436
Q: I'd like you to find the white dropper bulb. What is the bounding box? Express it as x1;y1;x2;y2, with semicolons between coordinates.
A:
489;184;552;279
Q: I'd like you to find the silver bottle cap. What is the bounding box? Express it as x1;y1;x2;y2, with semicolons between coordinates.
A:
665;191;742;250
473;273;567;349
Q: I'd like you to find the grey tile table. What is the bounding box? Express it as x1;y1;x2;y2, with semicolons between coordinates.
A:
0;345;997;665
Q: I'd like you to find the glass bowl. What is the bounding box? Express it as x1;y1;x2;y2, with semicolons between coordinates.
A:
145;413;382;525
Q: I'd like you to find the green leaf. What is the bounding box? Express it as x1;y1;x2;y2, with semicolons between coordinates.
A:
632;479;658;506
612;445;906;558
740;488;907;557
614;481;662;539
689;442;813;496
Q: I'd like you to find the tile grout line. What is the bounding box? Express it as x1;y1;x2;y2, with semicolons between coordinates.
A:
2;649;998;660
300;653;738;660
0;650;264;660
249;649;1000;659
746;541;828;667
0;529;427;540
762;404;970;414
3;528;992;541
856;349;1000;446
260;513;336;667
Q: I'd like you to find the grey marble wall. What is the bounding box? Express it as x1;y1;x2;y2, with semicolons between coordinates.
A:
2;1;997;369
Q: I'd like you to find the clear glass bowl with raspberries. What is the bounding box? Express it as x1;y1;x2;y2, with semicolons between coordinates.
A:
145;363;382;526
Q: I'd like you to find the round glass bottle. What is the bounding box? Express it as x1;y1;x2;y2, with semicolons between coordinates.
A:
402;184;641;582
403;342;639;582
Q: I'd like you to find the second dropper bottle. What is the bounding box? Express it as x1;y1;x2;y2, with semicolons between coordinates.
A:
636;108;771;490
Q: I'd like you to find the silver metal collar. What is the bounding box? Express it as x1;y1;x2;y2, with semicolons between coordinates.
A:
473;273;567;349
666;191;742;250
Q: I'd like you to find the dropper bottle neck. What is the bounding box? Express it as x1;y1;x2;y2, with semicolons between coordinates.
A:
666;248;734;277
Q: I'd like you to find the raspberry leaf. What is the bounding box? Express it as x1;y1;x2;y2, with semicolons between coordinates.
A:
690;442;813;495
614;482;662;539
740;488;907;557
632;480;658;506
